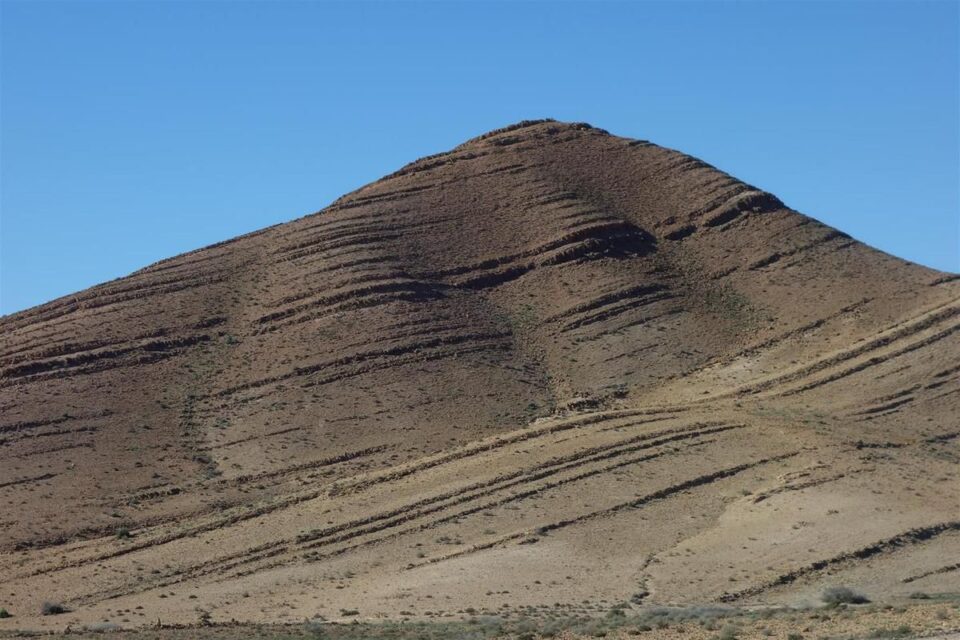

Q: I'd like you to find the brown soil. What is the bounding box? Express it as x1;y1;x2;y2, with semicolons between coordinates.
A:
0;120;957;632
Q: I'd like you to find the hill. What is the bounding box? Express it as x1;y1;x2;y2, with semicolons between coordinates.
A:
1;120;957;630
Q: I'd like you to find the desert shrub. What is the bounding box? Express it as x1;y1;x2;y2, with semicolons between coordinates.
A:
867;625;913;638
41;601;67;615
787;634;803;640
0;608;11;618
716;624;740;640
821;586;869;605
116;527;132;539
908;591;930;599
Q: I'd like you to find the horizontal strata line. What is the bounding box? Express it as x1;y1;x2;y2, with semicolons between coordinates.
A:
307;428;739;551
751;472;847;504
680;184;759;222
561;292;676;332
1;299;164;346
748;229;848;270
195;429;717;582
299;442;712;568
543;284;668;324
300;341;511;389
0;338;211;389
334;183;435;206
255;280;442;325
409;441;757;569
15;442;94;458
0;334;210;380
729;298;873;361
117;424;702;587
288;254;405;278
336;322;476;353
305;445;793;569
931;274;960;286
453;231;652;290
378;149;489;180
1;275;227;334
902;561;960;584
719;521;960;601
780;320;960;396
0;410;111;435
279;232;402;263
0;267;220;326
645;155;712;183
426;220;646;279
11;444;390;581
218;331;508;396
0;327;172;366
274;215;456;259
265;270;412;308
252;290;451;335
297;441;720;566
287;242;396;270
299;422;737;547
0;473;58;490
56;417;687;595
852;397;914;416
713;298;960;399
0;353;170;388
337;411;682;500
703;191;783;228
209;426;304;450
329;184;435;212
1;424;98;444
778;239;856;270
536;451;798;536
281;208;408;238
273;225;400;256
274;217;412;252
224;445;390;486
586;308;685;344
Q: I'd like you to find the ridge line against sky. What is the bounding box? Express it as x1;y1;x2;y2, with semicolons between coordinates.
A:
1;0;958;315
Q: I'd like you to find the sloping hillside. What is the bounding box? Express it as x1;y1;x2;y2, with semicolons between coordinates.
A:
1;120;957;629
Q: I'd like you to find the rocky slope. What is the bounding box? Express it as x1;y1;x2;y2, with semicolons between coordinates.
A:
1;120;957;629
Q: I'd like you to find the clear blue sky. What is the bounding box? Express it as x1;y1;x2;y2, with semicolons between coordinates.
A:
2;1;957;315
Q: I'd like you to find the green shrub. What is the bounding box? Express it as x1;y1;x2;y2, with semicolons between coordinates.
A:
0;608;11;619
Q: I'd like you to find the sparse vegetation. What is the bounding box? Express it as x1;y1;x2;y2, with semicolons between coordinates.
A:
0;608;11;619
821;586;870;605
4;600;955;639
867;624;913;638
41;601;68;615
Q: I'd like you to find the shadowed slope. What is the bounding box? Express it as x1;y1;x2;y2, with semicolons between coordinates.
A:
1;120;957;628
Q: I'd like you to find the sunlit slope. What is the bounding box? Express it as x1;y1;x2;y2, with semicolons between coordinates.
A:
1;120;957;628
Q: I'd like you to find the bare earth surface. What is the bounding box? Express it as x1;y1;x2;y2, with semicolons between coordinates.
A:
1;120;957;635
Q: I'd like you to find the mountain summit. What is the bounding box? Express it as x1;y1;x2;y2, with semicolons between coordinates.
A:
1;120;957;627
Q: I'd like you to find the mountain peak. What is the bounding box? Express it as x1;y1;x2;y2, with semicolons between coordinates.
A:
1;122;957;628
